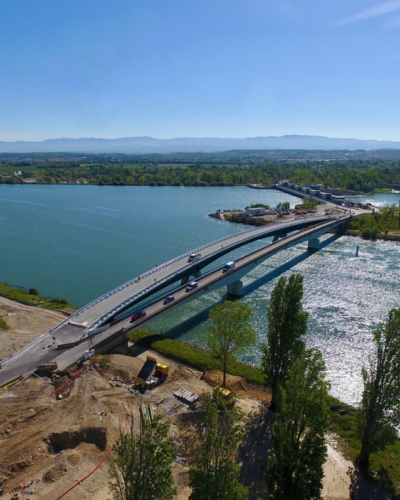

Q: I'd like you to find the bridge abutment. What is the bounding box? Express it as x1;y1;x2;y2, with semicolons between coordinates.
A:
227;280;243;297
308;238;320;251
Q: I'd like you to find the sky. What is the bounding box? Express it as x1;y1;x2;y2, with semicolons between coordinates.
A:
1;0;400;142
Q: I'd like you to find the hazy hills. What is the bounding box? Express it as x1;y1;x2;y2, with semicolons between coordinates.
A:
1;135;400;154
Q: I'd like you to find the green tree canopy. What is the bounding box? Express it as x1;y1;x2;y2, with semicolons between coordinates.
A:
266;350;330;500
109;414;177;500
206;301;256;388
189;392;248;500
358;308;400;470
261;274;308;410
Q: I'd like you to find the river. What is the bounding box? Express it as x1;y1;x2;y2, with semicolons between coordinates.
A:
1;184;399;405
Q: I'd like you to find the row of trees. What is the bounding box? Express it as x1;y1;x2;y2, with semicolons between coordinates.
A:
110;274;400;499
110;395;248;500
4;159;400;191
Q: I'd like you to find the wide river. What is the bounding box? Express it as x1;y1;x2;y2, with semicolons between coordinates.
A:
1;185;400;405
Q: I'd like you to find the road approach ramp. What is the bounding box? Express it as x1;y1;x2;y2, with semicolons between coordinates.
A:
0;215;349;387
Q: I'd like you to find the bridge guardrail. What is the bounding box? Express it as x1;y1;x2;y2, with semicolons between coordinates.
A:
0;215;335;367
86;215;334;332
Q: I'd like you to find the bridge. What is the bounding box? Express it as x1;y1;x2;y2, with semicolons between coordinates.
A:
0;214;350;387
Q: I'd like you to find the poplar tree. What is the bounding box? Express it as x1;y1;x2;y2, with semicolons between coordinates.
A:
206;301;256;388
261;274;308;410
109;414;177;500
266;350;330;500
189;393;248;500
358;307;400;470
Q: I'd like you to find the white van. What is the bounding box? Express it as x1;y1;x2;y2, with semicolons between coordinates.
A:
222;262;235;272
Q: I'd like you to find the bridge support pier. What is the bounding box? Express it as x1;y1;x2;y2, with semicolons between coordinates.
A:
180;270;202;286
308;238;320;251
227;280;243;297
272;233;287;242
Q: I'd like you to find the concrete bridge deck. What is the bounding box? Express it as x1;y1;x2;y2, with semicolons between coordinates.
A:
0;214;350;387
69;215;332;332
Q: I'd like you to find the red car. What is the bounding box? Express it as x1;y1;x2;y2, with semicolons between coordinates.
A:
131;309;146;322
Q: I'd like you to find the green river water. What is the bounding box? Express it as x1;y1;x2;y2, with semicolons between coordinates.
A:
1;184;400;405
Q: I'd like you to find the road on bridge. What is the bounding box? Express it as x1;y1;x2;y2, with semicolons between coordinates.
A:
0;214;349;388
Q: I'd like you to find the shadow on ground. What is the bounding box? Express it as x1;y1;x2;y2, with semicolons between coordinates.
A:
239;406;275;499
349;469;394;500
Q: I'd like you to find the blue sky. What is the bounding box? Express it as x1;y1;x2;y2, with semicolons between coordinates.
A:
1;0;400;141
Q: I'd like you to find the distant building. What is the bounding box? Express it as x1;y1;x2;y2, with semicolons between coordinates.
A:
320;192;332;200
246;207;267;216
301;186;310;193
24;178;37;183
310;189;320;196
14;170;22;176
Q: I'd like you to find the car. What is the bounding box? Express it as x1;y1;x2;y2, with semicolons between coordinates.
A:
188;253;201;262
131;309;146;321
163;295;175;305
185;281;198;292
222;261;235;272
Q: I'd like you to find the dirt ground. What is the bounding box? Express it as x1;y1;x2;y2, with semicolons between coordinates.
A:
0;301;393;499
0;296;68;359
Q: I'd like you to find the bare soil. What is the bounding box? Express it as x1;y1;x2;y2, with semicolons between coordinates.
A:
0;296;67;360
0;301;393;499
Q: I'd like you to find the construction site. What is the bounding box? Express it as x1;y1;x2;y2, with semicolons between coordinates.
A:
0;295;377;500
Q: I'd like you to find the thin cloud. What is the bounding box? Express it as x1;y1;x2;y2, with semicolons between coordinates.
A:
335;0;400;26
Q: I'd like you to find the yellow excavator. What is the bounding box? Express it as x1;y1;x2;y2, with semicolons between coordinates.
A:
213;386;235;407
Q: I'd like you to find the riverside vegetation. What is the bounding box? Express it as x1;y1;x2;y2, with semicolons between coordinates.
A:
4;154;400;192
346;203;400;240
120;274;400;499
0;282;75;310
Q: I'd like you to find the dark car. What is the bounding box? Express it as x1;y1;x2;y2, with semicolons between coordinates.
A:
163;295;175;305
185;281;198;292
131;309;146;321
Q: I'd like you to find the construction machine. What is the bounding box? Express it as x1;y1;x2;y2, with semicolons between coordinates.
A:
213;386;235;407
134;356;169;389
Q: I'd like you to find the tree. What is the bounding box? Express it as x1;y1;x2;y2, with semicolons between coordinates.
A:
302;197;317;209
358;308;400;470
29;288;39;295
109;414;177;500
276;202;290;211
189;392;248;500
206;301;256;388
266;350;330;500
261;274;308;410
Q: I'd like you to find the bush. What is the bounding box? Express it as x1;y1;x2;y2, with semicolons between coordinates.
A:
29;288;39;295
362;227;372;239
50;297;69;305
371;226;379;240
129;329;264;385
0;317;11;331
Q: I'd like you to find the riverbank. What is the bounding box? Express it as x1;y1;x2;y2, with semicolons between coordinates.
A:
0;282;77;313
346;212;400;241
0;293;397;498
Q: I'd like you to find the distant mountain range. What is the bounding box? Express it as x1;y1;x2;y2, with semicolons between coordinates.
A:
1;135;400;154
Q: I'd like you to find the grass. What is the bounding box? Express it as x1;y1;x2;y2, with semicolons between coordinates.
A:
328;407;400;497
129;328;264;385
346;212;400;241
0;282;77;310
129;328;400;494
0;317;11;331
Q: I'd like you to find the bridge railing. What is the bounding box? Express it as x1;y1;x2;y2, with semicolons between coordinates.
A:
85;215;334;332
